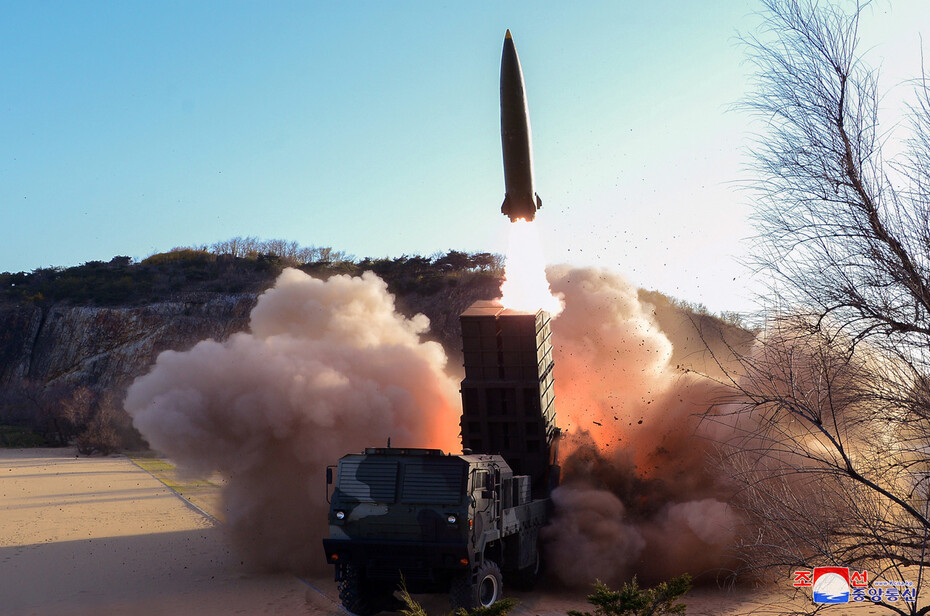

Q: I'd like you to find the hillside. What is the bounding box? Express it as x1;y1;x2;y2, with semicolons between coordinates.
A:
0;246;748;452
0;248;502;450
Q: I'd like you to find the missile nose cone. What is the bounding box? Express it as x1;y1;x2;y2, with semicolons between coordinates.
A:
499;28;539;223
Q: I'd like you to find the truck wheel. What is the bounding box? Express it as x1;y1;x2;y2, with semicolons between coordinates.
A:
338;565;379;616
451;560;503;609
510;549;541;591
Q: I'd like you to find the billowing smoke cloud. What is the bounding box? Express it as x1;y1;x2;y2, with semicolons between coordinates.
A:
542;266;742;586
126;263;746;584
125;269;460;572
543;486;646;587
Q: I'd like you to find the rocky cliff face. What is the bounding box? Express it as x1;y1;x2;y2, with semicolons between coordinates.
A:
0;278;499;395
0;294;257;391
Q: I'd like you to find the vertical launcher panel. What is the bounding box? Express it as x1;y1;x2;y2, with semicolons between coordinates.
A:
459;300;559;496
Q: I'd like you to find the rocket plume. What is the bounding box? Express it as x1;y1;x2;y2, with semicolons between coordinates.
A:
499;220;563;315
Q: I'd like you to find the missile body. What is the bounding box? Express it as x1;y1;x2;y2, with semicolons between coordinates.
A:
500;30;542;222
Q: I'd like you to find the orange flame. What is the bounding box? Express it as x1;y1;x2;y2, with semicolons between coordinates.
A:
500;220;563;315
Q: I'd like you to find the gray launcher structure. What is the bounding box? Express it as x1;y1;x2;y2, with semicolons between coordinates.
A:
459;300;560;497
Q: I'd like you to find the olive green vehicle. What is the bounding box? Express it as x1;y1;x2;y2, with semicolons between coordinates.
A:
323;446;547;615
324;300;560;614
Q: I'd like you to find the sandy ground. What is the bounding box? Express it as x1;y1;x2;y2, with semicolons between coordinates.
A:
0;448;330;616
0;448;903;616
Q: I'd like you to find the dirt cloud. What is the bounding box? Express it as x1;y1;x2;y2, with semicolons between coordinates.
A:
126;265;746;583
125;269;460;572
543;266;742;586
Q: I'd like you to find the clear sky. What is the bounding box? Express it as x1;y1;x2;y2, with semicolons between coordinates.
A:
2;2;927;313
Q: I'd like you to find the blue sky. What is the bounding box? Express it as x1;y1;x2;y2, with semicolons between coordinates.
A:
2;2;927;312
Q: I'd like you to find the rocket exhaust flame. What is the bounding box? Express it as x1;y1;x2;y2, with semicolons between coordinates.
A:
492;30;741;586
499;220;563;315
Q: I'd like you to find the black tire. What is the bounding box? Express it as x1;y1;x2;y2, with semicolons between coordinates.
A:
450;560;503;610
338;565;381;616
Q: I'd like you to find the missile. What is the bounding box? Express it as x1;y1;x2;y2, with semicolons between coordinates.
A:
500;29;542;223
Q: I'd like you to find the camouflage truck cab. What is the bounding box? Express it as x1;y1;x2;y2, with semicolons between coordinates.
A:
323;446;547;615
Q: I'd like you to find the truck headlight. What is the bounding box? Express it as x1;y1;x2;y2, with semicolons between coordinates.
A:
447;514;457;524
335;510;346;520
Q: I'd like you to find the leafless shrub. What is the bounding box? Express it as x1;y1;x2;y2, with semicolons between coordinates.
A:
204;236;348;264
76;392;124;456
715;0;930;612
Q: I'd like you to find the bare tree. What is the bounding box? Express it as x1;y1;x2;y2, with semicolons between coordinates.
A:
745;0;930;350
0;381;96;446
210;236;260;258
203;236;349;264
75;391;126;456
60;386;94;428
715;1;930;613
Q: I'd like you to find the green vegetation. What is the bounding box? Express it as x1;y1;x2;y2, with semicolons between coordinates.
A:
397;578;519;616
129;455;220;494
0;252;280;306
352;251;501;296
0;238;503;307
568;575;692;616
451;599;520;616
75;402;122;455
0;425;50;447
0;238;505;456
396;575;690;616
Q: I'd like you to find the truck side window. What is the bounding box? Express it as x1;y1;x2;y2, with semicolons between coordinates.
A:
474;470;489;497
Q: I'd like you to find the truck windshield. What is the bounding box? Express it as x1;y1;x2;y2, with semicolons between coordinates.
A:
337;458;398;503
401;462;463;504
336;457;465;504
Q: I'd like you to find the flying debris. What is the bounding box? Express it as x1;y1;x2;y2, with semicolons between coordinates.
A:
500;29;542;223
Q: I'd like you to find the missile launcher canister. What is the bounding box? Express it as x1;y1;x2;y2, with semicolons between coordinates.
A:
459;300;561;496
